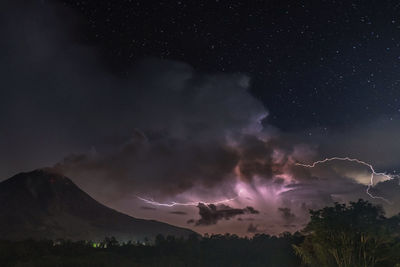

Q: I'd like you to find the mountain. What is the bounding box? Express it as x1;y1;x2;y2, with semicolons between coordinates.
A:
0;169;195;241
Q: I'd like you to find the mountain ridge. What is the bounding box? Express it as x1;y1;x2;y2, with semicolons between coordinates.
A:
0;169;195;241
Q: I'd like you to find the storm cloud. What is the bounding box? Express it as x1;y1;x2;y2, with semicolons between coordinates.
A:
169;211;188;215
192;203;259;226
1;0;280;198
278;207;296;223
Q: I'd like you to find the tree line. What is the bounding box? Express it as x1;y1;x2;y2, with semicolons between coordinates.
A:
1;199;399;267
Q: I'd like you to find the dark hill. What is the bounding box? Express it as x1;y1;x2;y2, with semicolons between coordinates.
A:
0;169;195;241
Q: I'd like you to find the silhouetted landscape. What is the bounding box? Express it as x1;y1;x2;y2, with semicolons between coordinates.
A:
1;200;400;266
1;170;400;266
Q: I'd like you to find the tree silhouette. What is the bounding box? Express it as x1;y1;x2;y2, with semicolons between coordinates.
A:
293;199;400;267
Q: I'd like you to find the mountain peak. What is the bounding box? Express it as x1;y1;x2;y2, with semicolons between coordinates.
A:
3;168;72;188
0;170;195;241
0;168;85;206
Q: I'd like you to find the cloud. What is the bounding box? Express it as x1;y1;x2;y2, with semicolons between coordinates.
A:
169;211;188;215
278;207;296;223
247;223;263;233
235;136;284;182
237;217;255;221
55;131;241;199
140;206;157;210
193;203;259;226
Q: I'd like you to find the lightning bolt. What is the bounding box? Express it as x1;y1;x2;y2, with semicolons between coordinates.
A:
137;190;243;207
295;157;400;204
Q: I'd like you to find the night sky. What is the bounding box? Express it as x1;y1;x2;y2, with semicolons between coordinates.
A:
2;0;400;235
59;0;400;131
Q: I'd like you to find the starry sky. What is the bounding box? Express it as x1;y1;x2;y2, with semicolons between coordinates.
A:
2;0;400;235
59;0;400;132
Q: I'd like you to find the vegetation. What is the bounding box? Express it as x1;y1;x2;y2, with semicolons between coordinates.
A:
1;199;400;267
294;199;400;267
0;233;302;267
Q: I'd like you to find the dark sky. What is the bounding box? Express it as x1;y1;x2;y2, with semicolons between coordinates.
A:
57;0;400;132
2;0;400;235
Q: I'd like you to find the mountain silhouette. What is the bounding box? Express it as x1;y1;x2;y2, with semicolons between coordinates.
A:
0;169;195;241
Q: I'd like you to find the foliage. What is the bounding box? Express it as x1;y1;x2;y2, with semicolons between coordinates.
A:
293;199;400;267
0;233;302;267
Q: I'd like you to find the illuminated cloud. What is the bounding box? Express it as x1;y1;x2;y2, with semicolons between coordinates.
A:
190;203;259;226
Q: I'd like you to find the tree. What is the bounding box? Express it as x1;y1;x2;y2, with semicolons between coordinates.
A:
293;199;400;267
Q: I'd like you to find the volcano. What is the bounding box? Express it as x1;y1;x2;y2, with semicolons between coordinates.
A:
0;169;195;241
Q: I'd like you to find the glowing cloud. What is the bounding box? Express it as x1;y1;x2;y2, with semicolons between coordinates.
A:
295;157;400;204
